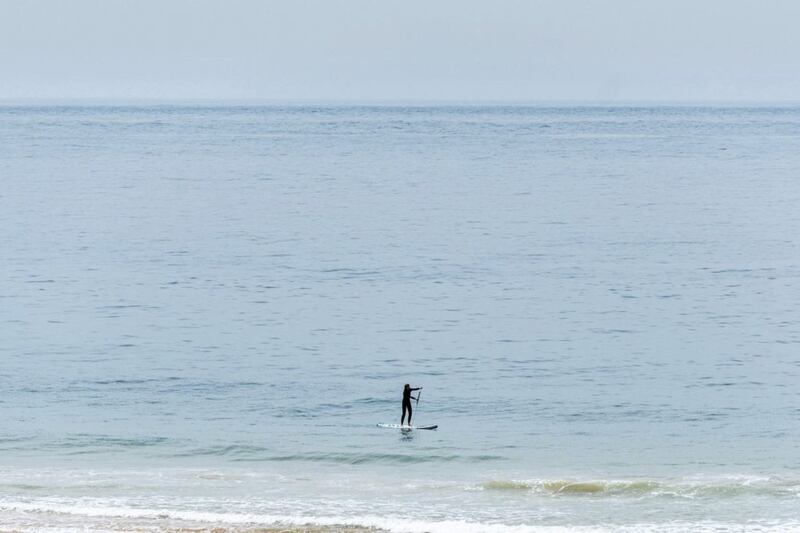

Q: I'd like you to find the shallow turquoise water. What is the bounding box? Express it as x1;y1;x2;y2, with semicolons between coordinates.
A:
1;105;800;531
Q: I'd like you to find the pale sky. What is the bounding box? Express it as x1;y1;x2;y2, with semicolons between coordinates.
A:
2;0;799;102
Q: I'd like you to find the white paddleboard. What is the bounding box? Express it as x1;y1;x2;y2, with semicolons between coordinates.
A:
377;423;438;430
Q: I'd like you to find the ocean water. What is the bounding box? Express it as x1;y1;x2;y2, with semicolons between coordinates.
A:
1;105;800;532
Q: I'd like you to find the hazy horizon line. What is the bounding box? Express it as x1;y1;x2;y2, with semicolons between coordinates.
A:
3;97;800;108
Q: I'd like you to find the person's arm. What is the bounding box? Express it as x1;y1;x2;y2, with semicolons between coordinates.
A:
411;387;422;391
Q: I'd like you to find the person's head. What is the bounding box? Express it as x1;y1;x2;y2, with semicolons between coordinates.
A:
404;383;410;391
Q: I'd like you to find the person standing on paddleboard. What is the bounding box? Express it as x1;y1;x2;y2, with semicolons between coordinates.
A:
401;384;422;426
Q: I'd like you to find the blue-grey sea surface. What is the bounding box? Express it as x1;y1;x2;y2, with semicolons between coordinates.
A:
1;105;800;531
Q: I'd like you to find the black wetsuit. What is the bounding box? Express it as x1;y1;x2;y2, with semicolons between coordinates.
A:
402;387;420;425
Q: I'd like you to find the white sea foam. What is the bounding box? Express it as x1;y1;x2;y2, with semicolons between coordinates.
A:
2;500;800;533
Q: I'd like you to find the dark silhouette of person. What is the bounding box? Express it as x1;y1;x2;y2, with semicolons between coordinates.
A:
401;384;422;426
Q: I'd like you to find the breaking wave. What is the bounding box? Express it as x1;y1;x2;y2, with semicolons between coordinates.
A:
481;476;800;498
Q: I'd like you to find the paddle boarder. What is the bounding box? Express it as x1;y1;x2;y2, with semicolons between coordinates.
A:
401;384;422;426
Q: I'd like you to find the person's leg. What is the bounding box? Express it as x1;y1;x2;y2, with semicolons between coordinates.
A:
401;403;407;425
407;403;413;425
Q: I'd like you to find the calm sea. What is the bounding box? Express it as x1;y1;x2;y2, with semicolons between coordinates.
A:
1;105;799;532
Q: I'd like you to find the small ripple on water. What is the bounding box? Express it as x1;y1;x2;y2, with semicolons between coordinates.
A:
168;446;506;464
